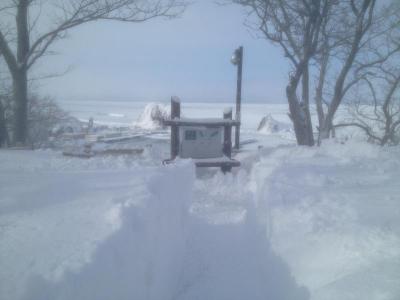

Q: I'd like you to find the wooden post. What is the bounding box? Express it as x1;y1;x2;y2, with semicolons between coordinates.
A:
171;97;181;160
222;108;233;173
234;46;243;150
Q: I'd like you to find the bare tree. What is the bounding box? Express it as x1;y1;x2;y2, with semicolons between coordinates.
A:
315;0;399;141
230;0;331;146
0;54;11;147
335;59;400;146
229;0;390;146
0;97;8;147
315;0;400;143
0;0;186;145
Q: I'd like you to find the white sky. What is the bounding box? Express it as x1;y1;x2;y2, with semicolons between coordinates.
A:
33;1;289;103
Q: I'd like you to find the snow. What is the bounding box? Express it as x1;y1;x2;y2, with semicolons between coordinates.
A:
165;117;239;126
134;102;170;130
17;161;192;300
247;141;400;299
0;151;154;298
1;102;400;300
257;113;292;135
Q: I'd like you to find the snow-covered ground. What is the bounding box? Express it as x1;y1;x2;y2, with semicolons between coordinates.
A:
1;101;399;300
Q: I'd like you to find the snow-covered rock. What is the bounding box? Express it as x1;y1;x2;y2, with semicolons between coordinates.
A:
135;103;169;130
257;114;292;134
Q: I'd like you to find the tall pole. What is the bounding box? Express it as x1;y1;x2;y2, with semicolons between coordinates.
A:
234;46;243;150
170;97;181;160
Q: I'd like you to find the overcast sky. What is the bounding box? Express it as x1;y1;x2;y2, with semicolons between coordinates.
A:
34;1;289;103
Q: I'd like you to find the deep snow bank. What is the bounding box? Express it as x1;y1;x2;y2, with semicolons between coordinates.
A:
5;138;397;300
20;161;194;300
0;150;159;300
1;150;309;300
250;140;400;300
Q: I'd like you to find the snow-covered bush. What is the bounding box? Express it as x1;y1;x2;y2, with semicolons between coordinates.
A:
135;103;169;130
0;93;80;148
27;95;79;148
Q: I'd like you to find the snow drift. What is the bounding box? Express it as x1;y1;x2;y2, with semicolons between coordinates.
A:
251;141;400;300
1;151;308;300
2;119;400;300
134;103;169;130
257;114;292;134
16;161;193;300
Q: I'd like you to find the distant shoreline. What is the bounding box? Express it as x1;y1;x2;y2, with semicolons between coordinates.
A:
55;98;286;105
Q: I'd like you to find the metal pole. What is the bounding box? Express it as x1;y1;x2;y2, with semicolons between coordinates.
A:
223;108;233;159
170;97;181;159
235;46;243;150
222;108;233;173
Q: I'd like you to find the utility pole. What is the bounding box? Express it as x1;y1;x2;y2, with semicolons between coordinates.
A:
231;46;243;149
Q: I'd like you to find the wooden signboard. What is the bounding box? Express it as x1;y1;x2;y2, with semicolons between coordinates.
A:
164;97;240;172
179;126;223;159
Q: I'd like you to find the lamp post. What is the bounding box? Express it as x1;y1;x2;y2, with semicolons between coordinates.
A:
231;46;243;150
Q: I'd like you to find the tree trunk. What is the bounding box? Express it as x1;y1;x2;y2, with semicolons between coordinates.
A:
315;49;329;144
285;59;315;146
301;66;315;146
13;0;30;145
319;117;332;140
287;85;314;146
12;68;28;145
0;99;9;147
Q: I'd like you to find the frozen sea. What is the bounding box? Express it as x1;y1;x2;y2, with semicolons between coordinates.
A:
58;99;291;130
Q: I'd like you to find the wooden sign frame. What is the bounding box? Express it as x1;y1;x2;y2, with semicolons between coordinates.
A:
163;97;240;172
